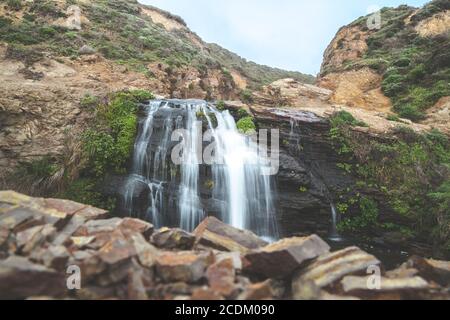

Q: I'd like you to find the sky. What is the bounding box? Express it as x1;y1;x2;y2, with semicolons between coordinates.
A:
139;0;429;75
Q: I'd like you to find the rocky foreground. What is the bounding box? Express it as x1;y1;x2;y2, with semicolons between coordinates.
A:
0;191;449;300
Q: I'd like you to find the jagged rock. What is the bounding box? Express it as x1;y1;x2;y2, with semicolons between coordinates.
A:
30;245;70;271
151;227;195;250
206;258;236;298
16;224;56;254
0;227;15;257
402;256;450;286
0;206;45;232
52;216;88;246
194;217;267;254
129;233;159;268
216;251;243;270
238;279;280;300
127;266;149;300
243;235;330;278
74;218;153;238
292;247;381;291
98;235;136;266
149;282;196;300
76;286;116;300
341;276;430;299
70;236;96;249
156;251;214;283
0;256;65;299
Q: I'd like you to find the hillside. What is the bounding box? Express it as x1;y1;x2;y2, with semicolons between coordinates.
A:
318;0;449;127
0;0;314;96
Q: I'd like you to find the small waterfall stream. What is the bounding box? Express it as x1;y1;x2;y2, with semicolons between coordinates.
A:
123;99;278;239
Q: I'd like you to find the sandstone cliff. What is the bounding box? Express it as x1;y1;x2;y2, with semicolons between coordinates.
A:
317;0;449;130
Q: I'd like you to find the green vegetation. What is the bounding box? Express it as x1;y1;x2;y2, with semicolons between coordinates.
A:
0;0;313;91
82;90;153;177
236;116;257;135
330;111;450;254
327;1;450;121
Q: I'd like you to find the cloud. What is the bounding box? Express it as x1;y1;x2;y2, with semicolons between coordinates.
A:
140;0;429;75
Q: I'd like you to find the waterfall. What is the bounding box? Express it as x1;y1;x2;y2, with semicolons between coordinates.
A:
123;99;278;239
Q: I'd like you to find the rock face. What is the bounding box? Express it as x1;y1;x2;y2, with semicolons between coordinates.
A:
0;191;449;300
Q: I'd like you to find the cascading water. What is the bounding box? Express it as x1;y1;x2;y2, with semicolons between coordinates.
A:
122;99;278;240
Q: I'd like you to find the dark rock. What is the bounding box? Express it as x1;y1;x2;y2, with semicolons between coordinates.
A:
206;258;236;298
156;251;214;283
292;246;381;290
243;235;330;278
151;227;195;250
194;217;267;253
0;256;65;299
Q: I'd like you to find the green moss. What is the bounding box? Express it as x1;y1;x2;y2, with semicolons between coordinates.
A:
236;116;256;135
338;197;379;233
82;90;153;177
59;178;116;212
331;118;450;251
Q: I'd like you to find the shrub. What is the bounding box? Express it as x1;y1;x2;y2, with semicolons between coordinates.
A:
6;0;22;11
330;111;367;127
240;89;254;104
82;90;154;176
236;116;256;135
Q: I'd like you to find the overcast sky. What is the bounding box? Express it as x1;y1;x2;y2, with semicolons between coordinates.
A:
139;0;429;75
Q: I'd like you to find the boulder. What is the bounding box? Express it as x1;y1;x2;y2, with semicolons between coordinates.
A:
151;227;195;250
79;45;96;55
129;233;159;268
156;251;214;283
341;275;430;299
243;235;330;278
238;279;281;300
206;258;236;298
404;256;450;286
0;256;65;299
16;224;56;254
31;245;70;271
194;217;267;253
292;246;381;290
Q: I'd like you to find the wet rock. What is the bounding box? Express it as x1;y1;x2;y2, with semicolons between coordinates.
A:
341;275;430;299
0;256;65;299
156;251;214;283
404;256;450;286
206;258;236;298
243;235;330;278
194;217;267;253
292;246;381;290
16;224;56;254
151;227;195;250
